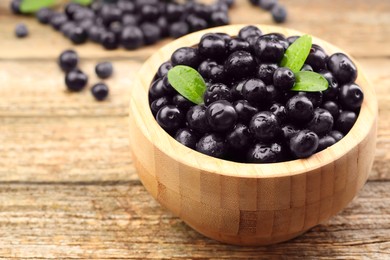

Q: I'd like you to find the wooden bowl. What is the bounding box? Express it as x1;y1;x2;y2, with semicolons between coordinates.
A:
129;25;378;246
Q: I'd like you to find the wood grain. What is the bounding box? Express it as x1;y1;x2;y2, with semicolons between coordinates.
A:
0;0;389;257
0;182;389;259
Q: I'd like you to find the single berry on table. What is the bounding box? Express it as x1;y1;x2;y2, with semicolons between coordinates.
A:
271;5;287;23
91;83;109;101
58;50;78;72
95;62;113;79
65;69;88;92
15;23;28;38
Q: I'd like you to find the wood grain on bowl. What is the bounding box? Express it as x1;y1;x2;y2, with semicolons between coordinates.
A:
129;25;378;246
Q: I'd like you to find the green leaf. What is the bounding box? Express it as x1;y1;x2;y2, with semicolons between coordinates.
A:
291;71;329;92
167;65;207;105
280;35;312;73
72;0;93;5
20;0;56;13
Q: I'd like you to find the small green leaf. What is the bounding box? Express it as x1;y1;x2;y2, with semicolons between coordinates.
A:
280;35;312;73
291;71;329;92
20;0;56;13
72;0;93;5
167;65;207;105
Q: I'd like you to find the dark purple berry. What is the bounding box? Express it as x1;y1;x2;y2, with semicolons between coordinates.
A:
339;83;364;110
233;100;259;124
224;51;256;80
327;53;358;84
196;133;226;159
238;25;262;41
254;36;285;63
270;103;287;123
271;5;287;23
317;135;336;152
329;130;344;141
289;130;319;158
121;26;144;50
273;67;295;91
306;108;334;136
36;8;53;24
206;100;237;132
65;69;88;92
198;59;225;83
247;143;283;163
186;105;210;134
157;61;172;78
156;105;184;132
95;62;113;79
172;94;192;112
336;111;357;134
306;45;328;72
228;38;251;53
204;83;232;106
286;95;314;124
257;63;278;85
169;21;190;39
58;50;78;72
175;128;198;149
199;34;226;59
171;47;200;68
322;101;340;120
151;96;170;116
227;124;251;150
249;111;280;141
242;78;268;105
91;83;109;101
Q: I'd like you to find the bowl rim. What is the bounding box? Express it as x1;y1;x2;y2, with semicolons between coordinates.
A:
129;24;378;179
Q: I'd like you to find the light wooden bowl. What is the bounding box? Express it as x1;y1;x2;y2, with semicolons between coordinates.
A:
129;25;378;246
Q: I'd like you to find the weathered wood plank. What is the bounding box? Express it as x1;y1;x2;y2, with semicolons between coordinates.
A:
0;182;388;259
0;116;388;183
0;0;389;59
0;60;138;117
0;117;136;183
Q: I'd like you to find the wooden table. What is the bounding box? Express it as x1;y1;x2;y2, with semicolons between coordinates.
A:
0;0;389;258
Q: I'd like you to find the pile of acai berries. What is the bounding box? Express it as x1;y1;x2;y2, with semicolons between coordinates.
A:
11;0;287;49
148;26;364;163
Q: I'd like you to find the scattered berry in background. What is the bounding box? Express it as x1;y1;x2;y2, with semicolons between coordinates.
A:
65;69;89;92
10;0;288;49
58;49;79;72
15;23;28;38
95;61;113;79
91;83;110;101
